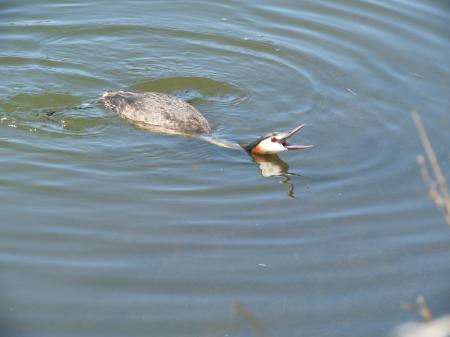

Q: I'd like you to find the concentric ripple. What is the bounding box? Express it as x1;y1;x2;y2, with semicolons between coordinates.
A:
0;92;110;136
132;76;248;106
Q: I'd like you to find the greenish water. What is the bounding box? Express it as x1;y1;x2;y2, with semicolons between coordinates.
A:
1;1;449;336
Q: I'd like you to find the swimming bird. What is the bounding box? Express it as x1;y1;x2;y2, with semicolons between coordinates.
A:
101;91;313;154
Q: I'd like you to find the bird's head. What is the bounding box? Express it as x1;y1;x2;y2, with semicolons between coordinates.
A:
245;124;313;155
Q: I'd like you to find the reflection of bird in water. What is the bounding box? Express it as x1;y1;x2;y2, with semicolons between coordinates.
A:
101;91;313;154
250;153;308;198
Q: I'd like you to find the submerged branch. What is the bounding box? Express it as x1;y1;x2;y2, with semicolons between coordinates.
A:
232;302;269;337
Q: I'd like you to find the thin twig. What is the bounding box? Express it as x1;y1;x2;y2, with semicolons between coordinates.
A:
233;302;269;337
412;110;450;226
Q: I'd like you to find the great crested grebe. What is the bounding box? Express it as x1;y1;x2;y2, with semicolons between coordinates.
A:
101;91;313;155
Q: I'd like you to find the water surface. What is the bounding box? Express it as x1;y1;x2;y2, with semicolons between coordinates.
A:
1;1;450;336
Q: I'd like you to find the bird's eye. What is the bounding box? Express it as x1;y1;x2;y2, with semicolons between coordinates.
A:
271;137;277;142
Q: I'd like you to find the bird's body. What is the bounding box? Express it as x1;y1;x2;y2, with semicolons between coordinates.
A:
101;91;211;136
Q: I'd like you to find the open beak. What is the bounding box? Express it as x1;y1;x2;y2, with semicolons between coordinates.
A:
279;124;314;150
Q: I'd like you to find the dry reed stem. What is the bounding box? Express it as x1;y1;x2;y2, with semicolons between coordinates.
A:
412;110;450;226
233;302;269;337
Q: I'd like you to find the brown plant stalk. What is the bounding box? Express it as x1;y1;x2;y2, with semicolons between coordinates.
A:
233;302;269;337
412;110;450;225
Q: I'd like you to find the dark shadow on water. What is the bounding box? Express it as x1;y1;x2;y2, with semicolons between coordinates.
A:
0;284;13;337
249;153;309;199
